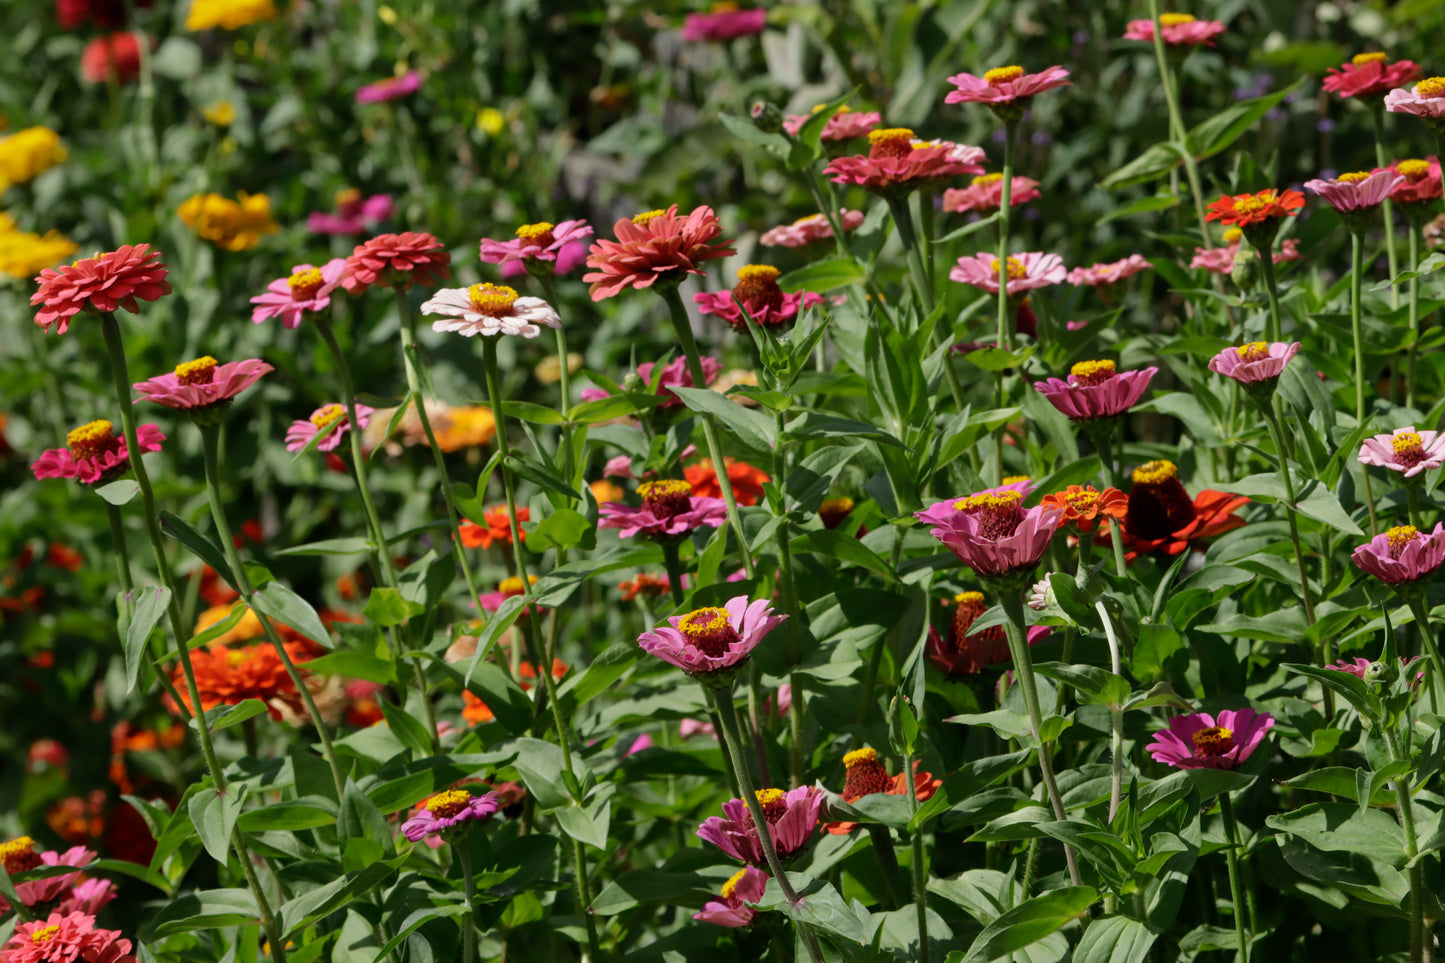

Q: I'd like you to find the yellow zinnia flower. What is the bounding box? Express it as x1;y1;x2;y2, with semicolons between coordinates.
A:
0;229;78;279
177;190;278;251
0;127;66;191
186;0;278;31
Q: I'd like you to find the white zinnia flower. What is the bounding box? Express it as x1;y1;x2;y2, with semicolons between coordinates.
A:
420;283;561;338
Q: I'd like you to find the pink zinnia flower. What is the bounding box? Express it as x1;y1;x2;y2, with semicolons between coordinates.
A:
694;866;769;927
1359;426;1445;478
250;259;349;328
1033;360;1157;421
949;251;1066;297
782;107;880;141
58;877;117;916
1383;157;1443;206
638;595;785;677
342;232;451;294
400;789;501;842
944;65;1071;114
1207;341;1300;385
1067;255;1151;287
638;355;721;408
759;210;865;247
420;283;561;339
31;421;164;486
693;264;823;331
1123;14;1226;46
914;489;1062;580
479;220;593;271
942;173;1041;213
31;243;171;334
583;205;736;301
355;70;421;104
823;128;983;197
1147;708;1274;771
681;6;766;42
1352;523;1445;585
1305;169;1406;214
1190;233;1300;274
133;356;271;411
697;786;822;865
600;479;727;540
307;191;393;235
1326;657;1375;680
1324;53;1423;100
285;402;374;453
1;911;137;963
680;718;717;740
1385;77;1445;132
0;843;94;914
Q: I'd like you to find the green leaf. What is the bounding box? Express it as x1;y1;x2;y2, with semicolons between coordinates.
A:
150;888;259;936
301;651;397;685
338;779;395;858
503;454;582;500
187;785;247;867
959;346;1035;372
1072;915;1160;963
160;511;235;588
558;642;640;710
95;479;140;506
568;393;668;424
593;870;714;916
196;698;270;733
934;211;1000;244
363;587;426;627
961;886;1098;963
501;401;565;425
252;581;333;649
512;737;574;810
778;256;869;294
526;508;596;552
278;861;397;939
1100;141;1189;190
124;585;171;694
718;111;790;161
790;529;895;580
1268;802;1409;867
236;798;338;832
669;385;777;452
275;537;371;558
1184;78;1305;160
1283;662;1378;719
755;873;876;946
1034;663;1131;708
379;701;434;756
553;785;614;849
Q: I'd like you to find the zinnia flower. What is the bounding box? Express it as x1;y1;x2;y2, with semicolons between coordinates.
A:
600;479;727;540
825;747;940;835
1190;230;1300;274
0;127;66;190
759;210;865;248
1123;13;1226;46
459;505;528;550
285;403;374;453
355;70;421;104
0;228;78;280
177;191;278;251
169;637;317;719
479;220;594;272
681;5;766;42
684;457;769;507
823;128;983;197
343;232;452;293
1041;485;1128;533
80;32;145;84
1326;657;1375;680
185;0;276;30
400;789;501;842
420;283;561;339
949;251;1066;297
1304;170;1405;230
0;839;93;914
925;591;1050;676
31;244;170;334
782;106;880;141
618;572;674;602
697;786;822;865
1207;341;1300;387
944;65;1072;120
307;190;394;235
56;0;144;30
1033;360;1157;421
1324;52;1422;100
942;173;1042;213
1121;460;1248;557
132;356;271;418
1384;157;1443;208
1205;188;1305;246
0;910;137;963
637;355;721;407
693;264;824;330
478;575;546;616
31;420;164;486
1147;708;1274;771
1385;76;1445;134
694;866;769;927
1067;255;1151;289
915;489;1061;581
583;206;735;300
638;596;785;677
1352;524;1445;585
1359;427;1445;478
250;260;348;328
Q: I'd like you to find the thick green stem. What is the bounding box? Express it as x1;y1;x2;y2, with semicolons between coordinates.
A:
1218;793;1251;963
897;700;930;963
999;593;1081;885
1406;226;1423;410
1147;0;1211;237
458;843;479;963
995;123;1017;350
1349;232;1369;425
1261;406;1318;626
1385;726;1424;963
1370;109;1402;312
702;686;743;798
534;271;576;491
1095;601;1125;824
1258;245;1285;345
660;541;688;608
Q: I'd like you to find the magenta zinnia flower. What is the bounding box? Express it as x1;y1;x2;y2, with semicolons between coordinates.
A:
681;5;766;42
944;65;1071;118
1147;708;1274;771
285;402;374;453
638;596;785;676
1033;360;1157;421
1326;657;1375;680
697;786;822;866
479;220;593;272
31;243;171;334
342;232;451;294
638;355;721;407
31;421;164;485
694;866;770;927
583;205;735;301
307;191;393;235
782;107;880;141
1304;169;1405;219
1359;426;1445;478
600;479;727;540
1123;14;1226;46
400;789;501;842
250;259;348;328
1067;255;1151;288
1;911;137;963
760;210;865;247
1190;231;1301;274
914;489;1062;580
942;173;1041;213
1207;341;1300;386
1385;77;1445;133
1352;524;1445;585
823;128;983;197
355;70;421;104
949;251;1066;297
133;356;271;412
59;878;117;916
1324;53;1422;100
693;264;823;331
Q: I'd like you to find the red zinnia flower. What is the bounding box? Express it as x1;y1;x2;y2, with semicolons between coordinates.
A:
582;205;736;301
1118;460;1248;558
1205;188;1306;228
342;231;451;294
1323;52;1422;100
81;32;146;84
31;243;171;334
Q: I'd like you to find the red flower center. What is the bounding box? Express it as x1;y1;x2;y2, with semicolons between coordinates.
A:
67;419;121;461
1124;460;1196;541
1387;525;1421;559
1191;725;1235;760
175;355;218;386
953;490;1025;540
287;267;324;300
842;747;893;799
678;606;740;657
515;222;555;247
867;128;916;160
733;264;784;314
754;787;787;822
467;283;519;317
1069;359;1116;386
0;836;40;875
638;479;693;519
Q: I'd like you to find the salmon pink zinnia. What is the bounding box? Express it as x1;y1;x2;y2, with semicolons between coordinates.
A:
782;106;880;141
943;173;1042;213
1385;77;1445;134
0;910;138;963
133;357;272;413
1123;13;1226;46
250;259;348;328
950;251;1066;297
342;232;451;294
31;243;171;334
638;596;785;676
1208;341;1300;386
479;220;594;271
1147;708;1274;770
1304;170;1405;229
945;65;1072;117
583;205;735;300
760;210;865;247
823;128;983;197
693;264;824;330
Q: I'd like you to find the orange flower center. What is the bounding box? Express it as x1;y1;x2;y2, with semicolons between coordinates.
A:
467;283;519;317
515;222;555;245
1070;359;1116;386
637;478;692;519
31;926;60;944
1222;227;1243;244
842;747;892;799
1191;725;1235;759
287;267;325;300
1398;159;1432;181
310;404;345;429
952;490;1025;540
67;419;119;460
1236;342;1270;362
992;256;1028;281
1352;52;1389;65
811;102;851;114
984;65;1024;86
755;787;787;822
0;836;40;875
1158;13;1196;25
720;866;750;899
734;264;784;313
867;127;916;160
1132;460;1178;485
1387;525;1421;559
175;355;219;386
1416;77;1445;99
971;172;1005;187
424;789;473;819
632;209;666;226
335;187;361;207
678;606;740;657
1337;170;1371;184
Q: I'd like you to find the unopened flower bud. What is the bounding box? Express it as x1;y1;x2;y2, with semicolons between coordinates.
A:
1229;247;1258;292
751;101;782;134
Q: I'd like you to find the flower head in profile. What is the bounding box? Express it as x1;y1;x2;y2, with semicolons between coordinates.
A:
949;251;1066;298
915;489;1062;582
694;866;769;927
401;789;501;843
1208;341;1300;395
133;357;271;423
943;173;1042;214
1324;52;1422;100
1352;524;1445;585
760;210;865;247
420;283;561;339
945;65;1071;121
1067;255;1151;291
1383;157;1444;214
1385;77;1445;134
639;596;784;678
459;504;527;550
693;264;823;331
1033;360;1158;421
1190;229;1300;275
1206;188;1305;246
480;220;593;273
1123;13;1226;46
250;260;349;328
1305;170;1405;230
0;839;95;914
0;127;66;190
356;70;421;104
31;244;170;334
177;191;278;251
343;232;451;293
0;910;137;963
685;458;769;507
782;105;880;141
185;0;276;30
1042;486;1128;534
32;420;165;486
1147;707;1274;770
824;747;940;835
681;5;766;42
1122;460;1248;557
637;355;721;407
1359;427;1445;479
823;128;984;197
584;205;734;300
285;403;374;453
600;479;727;540
697;786;822;865
925;591;1050;676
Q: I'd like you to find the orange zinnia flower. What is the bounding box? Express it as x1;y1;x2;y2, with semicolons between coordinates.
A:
462;659;568;726
1041;485;1128;534
1205;188;1305;228
169;641;312;719
684;458;770;507
459;504;529;549
825;747;940;835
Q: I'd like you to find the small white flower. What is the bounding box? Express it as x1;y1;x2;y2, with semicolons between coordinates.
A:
419;283;561;339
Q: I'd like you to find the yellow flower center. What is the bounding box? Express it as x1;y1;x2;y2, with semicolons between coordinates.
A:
175;355;219;386
720;866;750;899
1001;475;1030;485
31;925;60;944
1337;171;1371;183
954;490;1022;513
791;213;823;226
811;102;851;114
1158;13;1196;26
335;187;361;207
678;606;741;657
1387;525;1421;553
1398;159;1432;181
310;404;345;429
953;590;986;606
226;648;247;667
737;264;781;283
971;172;1005;187
515;222;555;243
1222;227;1243;244
1191;726;1235;759
1232;195;1270;216
1416;77;1445;99
633;209;666;226
984;65;1024;86
1132;460;1178;485
67;419;116;459
843;747;878;768
1393;432;1425;456
1064;488;1101;513
992;256;1028;281
755;787;787;821
202;101;236;127
819;496;854;516
1236;342;1270;362
867;127;916;159
467;283;519;317
287;267;324;299
1352;52;1389;65
1070;359;1116;386
424;789;474;819
0;836;39;875
498;575;537;596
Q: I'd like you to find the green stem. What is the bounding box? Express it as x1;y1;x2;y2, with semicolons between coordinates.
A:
998;593;1081;885
1218;793;1251;963
660;541;688;608
702;686;743;798
106;502;135;613
889;198;965;410
1258;245;1285;345
865;825;905;909
1384;726;1424;963
534;271;576;492
1407;483;1424;531
1370;109;1402;312
1406;226;1423;410
771;409;807;788
1404;595;1445;712
995;123;1017;351
1349;232;1368;425
1147;0;1210;237
896;699;930;963
1261;405;1318;627
458;843;479;963
1095;601;1125;824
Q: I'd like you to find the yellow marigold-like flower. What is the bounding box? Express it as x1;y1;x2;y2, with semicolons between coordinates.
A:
476;107;505;135
177;190;278;251
0;229;78;279
0;127;66;190
202;101;236;127
431;405;497;452
186;0;278;31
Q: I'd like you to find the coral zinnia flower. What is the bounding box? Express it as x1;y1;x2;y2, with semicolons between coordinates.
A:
1385;77;1445;134
638;355;721;407
133;356;271;414
1208;341;1300;386
638;596;786;677
1352;524;1445;585
681;5;766;42
81;32;146;84
685;458;769;507
1359;426;1445;478
343;232;451;293
185;0;276;30
825;747;940;835
480;220;594;271
401;789;501;842
693;264;824;331
31;243;170;334
1121;460;1248;557
31;420;164;485
600;480;727;540
1066;255;1151;288
0;127;66;190
697;786;822;865
925;590;1050;676
944;65;1072;120
618;572;673;602
583;205;735;300
1122;13;1226;46
1042;485;1128;534
250;259;349;328
823;128;983;197
420;283;561;339
177;191;278;251
694;866;769;927
1;910;137;963
782;106;880;141
1324;53;1422;100
285;402;374;453
459;504;528;549
170;640;309;718
943;173;1042;213
915;489;1062;581
760;210;865;248
1147;708;1274;771
1033;360;1158;421
0;839;94;914
355;70;421;104
949;251;1066;297
1206;188;1306;228
1384;157;1443;207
